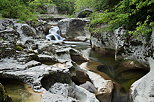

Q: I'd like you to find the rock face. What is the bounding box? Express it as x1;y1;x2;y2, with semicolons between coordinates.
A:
58;18;90;41
0;83;12;102
91;25;116;50
90;25;153;64
129;30;154;102
91;24;154;102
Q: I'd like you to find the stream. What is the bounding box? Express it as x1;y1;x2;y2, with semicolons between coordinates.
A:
65;41;149;102
0;78;41;102
0;41;149;102
0;34;149;102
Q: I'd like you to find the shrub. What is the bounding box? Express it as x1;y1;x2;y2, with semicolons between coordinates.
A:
0;0;36;21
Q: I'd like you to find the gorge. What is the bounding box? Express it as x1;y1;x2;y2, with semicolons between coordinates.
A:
0;13;153;102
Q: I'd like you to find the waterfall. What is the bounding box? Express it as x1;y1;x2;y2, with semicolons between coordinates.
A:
46;26;65;43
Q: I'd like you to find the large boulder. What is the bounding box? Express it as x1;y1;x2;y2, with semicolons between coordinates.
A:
58;18;90;41
129;58;154;102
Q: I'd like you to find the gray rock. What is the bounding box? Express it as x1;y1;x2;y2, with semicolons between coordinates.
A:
42;91;79;102
80;81;97;93
58;18;90;41
49;83;75;97
45;5;58;14
0;41;16;58
0;28;19;58
129;58;154;102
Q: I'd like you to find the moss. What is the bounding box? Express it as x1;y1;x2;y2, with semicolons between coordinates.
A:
0;83;12;102
0;37;3;41
16;45;24;51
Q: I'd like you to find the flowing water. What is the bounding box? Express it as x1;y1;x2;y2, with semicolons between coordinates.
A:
0;79;41;102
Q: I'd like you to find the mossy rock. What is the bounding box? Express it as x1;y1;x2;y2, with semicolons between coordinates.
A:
16;45;24;51
0;83;12;102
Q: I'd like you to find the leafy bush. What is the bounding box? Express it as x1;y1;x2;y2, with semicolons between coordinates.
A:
74;0;121;12
29;0;55;14
0;0;36;21
52;0;75;14
90;0;154;37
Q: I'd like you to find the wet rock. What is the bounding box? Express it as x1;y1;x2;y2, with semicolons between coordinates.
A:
58;18;90;41
77;9;93;18
0;83;12;102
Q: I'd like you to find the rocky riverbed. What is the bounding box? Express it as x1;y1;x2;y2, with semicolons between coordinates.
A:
0;14;154;102
0;16;112;102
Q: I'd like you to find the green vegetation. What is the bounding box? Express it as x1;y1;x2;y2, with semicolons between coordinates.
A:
0;0;75;21
16;45;24;51
88;0;154;37
52;0;75;14
29;0;55;14
0;0;36;21
0;0;153;37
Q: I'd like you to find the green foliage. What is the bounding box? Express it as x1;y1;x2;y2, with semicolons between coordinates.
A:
0;0;36;21
74;0;121;12
52;0;75;14
90;0;154;38
74;0;95;12
29;0;55;14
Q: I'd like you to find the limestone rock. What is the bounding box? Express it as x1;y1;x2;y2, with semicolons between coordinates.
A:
42;91;79;102
49;83;75;97
0;28;19;58
75;85;99;102
58;18;90;41
129;58;154;102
